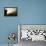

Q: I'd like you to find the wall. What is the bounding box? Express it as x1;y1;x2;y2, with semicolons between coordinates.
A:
20;0;46;24
0;0;46;44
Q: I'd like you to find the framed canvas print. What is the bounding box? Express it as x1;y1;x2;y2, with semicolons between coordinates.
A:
18;24;46;41
4;7;17;16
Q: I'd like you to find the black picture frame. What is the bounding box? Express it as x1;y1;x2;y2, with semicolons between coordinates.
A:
4;7;18;16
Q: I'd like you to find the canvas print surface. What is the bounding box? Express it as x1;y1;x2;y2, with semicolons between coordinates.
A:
4;7;17;16
18;25;46;41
